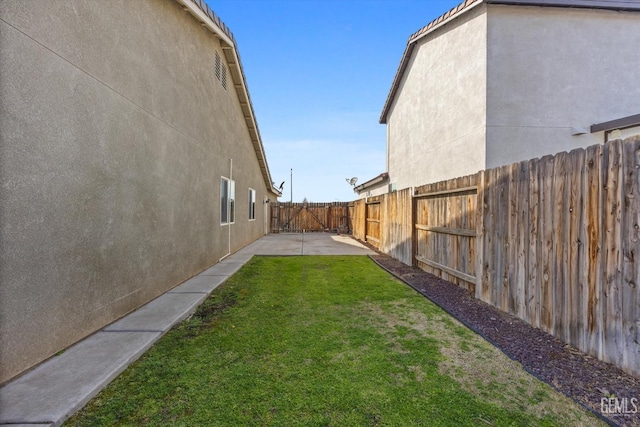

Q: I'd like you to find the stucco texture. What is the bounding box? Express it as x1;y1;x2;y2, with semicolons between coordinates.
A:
386;5;487;192
0;0;273;383
384;3;640;192
486;5;640;168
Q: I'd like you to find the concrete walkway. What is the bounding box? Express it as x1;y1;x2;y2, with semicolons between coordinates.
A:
0;233;373;427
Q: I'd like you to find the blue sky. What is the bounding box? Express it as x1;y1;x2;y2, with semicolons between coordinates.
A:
211;0;462;202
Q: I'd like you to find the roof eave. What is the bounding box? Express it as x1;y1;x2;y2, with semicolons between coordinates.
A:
354;172;389;193
591;113;640;134
176;0;277;195
485;0;640;12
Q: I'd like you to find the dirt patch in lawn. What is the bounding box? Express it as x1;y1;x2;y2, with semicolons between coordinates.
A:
369;252;640;427
358;300;599;425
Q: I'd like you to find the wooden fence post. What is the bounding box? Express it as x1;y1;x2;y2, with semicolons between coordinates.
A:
475;171;485;300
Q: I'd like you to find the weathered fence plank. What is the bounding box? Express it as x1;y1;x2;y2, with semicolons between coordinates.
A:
481;167;495;304
622;136;640;376
527;157;541;328
475;170;485;302
516;160;530;320
585;144;604;359
553;151;568;341
497;167;506;310
568;148;586;350
603;140;624;367
508;163;518;314
540;155;555;334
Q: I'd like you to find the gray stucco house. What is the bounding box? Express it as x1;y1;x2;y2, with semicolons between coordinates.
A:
357;0;640;197
0;0;280;384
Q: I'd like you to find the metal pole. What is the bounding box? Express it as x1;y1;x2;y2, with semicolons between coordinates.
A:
290;168;293;203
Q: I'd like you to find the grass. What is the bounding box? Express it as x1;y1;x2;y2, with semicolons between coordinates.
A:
65;256;602;426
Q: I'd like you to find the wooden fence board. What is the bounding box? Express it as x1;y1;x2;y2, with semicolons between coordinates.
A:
603;140;624;367
508;163;519;314
481;167;495;304
527;157;541;328
622;136;640;375
553;151;568;341
568;148;586;350
475;170;485;301
585;144;604;359
497;165;508;311
516;160;530;320
540;155;555;333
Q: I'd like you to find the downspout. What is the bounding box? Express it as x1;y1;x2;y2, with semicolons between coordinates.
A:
219;158;232;262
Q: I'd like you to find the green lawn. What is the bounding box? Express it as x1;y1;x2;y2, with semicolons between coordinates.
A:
66;256;602;426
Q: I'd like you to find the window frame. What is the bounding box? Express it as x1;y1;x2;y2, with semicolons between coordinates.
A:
248;188;256;221
220;176;235;225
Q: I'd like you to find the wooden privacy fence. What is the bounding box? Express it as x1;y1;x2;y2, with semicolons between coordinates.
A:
270;202;351;233
350;136;640;378
350;188;413;265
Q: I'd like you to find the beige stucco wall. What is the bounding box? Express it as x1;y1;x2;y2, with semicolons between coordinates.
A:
0;0;274;383
386;5;487;193
486;5;640;168
355;181;389;199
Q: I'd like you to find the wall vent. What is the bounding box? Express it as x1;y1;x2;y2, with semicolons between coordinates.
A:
215;51;227;90
215;51;221;81
221;63;227;89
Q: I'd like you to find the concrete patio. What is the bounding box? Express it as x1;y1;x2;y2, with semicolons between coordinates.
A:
0;233;373;427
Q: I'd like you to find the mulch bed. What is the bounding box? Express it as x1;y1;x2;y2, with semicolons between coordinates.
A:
368;251;640;427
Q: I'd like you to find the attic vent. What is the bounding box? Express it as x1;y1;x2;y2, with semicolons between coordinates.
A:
214;51;227;90
215;51;221;80
221;63;227;89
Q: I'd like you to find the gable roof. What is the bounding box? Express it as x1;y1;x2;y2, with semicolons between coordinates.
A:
379;0;640;124
176;0;281;196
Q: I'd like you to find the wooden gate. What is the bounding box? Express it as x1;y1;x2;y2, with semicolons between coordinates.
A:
365;197;381;248
270;202;351;233
414;175;478;293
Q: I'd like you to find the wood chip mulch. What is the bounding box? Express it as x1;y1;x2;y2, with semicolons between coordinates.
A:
368;252;640;427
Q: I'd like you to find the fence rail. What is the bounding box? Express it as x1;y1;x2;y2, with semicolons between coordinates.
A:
349;136;640;378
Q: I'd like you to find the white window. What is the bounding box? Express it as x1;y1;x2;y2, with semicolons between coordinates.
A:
221;177;235;224
248;188;256;220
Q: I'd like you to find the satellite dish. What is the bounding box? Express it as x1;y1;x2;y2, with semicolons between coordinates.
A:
345;177;358;186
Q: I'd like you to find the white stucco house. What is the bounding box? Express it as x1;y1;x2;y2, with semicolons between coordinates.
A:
356;0;640;197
